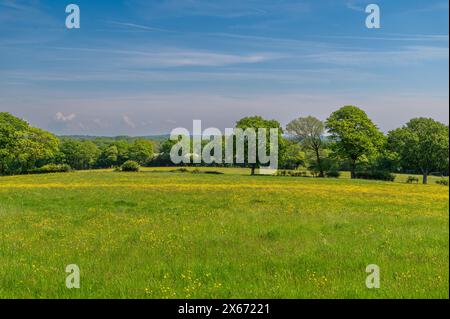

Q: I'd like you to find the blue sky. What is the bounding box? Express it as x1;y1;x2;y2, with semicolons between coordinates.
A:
0;0;448;135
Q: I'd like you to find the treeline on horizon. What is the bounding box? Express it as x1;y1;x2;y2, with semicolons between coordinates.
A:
0;105;448;184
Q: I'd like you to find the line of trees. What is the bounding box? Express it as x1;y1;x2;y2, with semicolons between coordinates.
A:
1;106;448;184
284;106;448;184
0;112;154;175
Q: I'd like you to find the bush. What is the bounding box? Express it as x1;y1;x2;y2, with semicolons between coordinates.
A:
436;179;449;186
325;170;341;178
121;160;140;172
278;170;287;176
355;170;395;182
277;170;308;177
30;164;71;174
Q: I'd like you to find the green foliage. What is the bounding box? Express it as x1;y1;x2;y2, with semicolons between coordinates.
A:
236;116;285;174
436;179;449;186
58;139;100;170
326;106;385;178
127;140;154;165
279;141;306;169
286;116;326;176
153;139;178;166
30;164;71;174
325;170;341;178
388;118;449;184
308;156;339;177
355;170;395;182
276;170;308;177
97;145;119;168
121;160;140;172
0;113;59;175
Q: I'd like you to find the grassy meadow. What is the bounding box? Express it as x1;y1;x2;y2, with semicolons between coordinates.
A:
0;168;448;298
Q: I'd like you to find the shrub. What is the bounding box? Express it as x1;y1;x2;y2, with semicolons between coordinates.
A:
436;179;449;186
30;164;71;174
326;170;341;178
277;170;307;177
278;170;287;176
121;160;140;172
355;170;395;182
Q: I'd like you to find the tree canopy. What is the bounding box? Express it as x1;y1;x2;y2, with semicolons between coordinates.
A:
236;116;284;175
0;113;59;175
326;106;385;178
286;116;325;177
388;118;449;184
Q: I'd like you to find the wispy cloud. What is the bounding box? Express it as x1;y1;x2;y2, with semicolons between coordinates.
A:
122;115;136;129
47;46;283;68
108;21;173;33
129;0;310;18
3;91;447;135
304;45;449;65
315;34;449;42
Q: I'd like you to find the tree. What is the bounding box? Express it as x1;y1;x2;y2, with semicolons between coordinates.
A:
325;106;385;179
286;116;326;177
279;140;306;170
0;113;59;175
127;140;154;165
59;139;100;170
388;118;449;184
155;139;178;166
97;145;119;168
113;140;131;165
236;116;284;175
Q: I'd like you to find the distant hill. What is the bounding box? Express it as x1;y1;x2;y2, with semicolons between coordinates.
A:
58;135;170;151
58;134;170;143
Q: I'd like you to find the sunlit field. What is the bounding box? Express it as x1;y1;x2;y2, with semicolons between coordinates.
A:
0;169;448;298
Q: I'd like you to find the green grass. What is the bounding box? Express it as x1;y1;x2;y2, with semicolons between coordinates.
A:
142;166;449;184
0;169;448;298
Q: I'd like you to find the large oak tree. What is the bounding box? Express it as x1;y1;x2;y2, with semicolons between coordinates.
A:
388;118;449;184
325;106;385;179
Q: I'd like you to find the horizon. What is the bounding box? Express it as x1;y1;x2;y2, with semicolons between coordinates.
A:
0;0;449;135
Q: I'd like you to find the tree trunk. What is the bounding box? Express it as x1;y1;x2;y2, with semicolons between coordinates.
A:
422;173;428;185
350;161;357;179
251;165;256;176
315;148;324;177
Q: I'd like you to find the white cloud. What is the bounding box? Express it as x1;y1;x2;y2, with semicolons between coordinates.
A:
122;115;136;128
55;112;76;122
49;46;282;68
